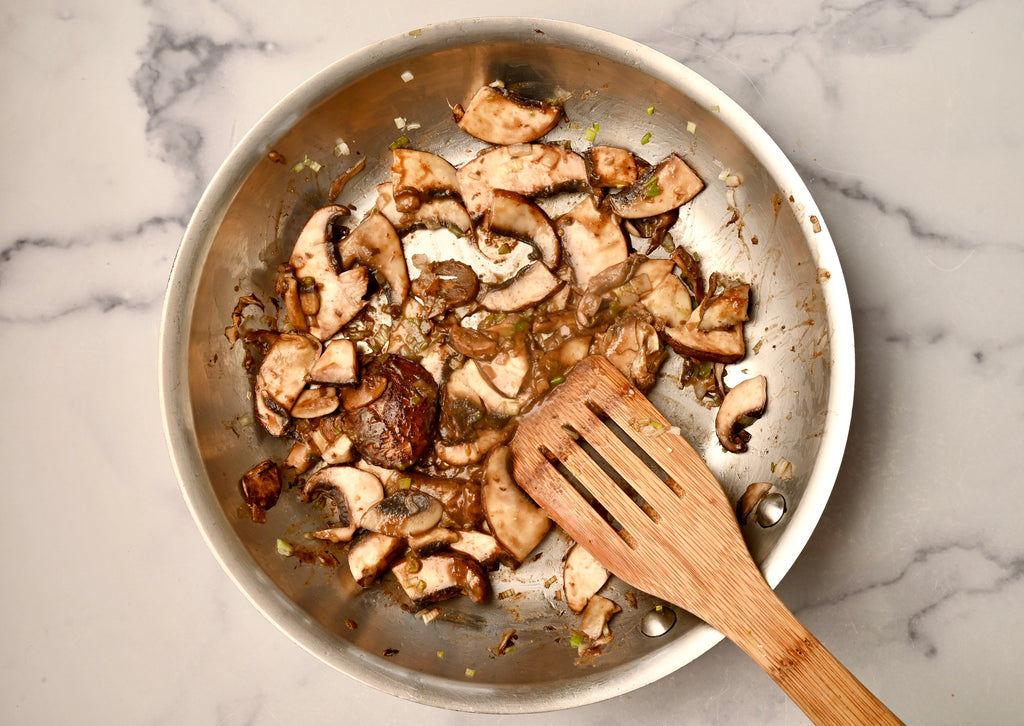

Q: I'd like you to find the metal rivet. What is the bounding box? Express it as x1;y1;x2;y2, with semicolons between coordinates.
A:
641;606;677;637
755;492;787;527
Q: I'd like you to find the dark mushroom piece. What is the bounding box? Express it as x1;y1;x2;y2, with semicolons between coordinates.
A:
454;84;563;145
254;332;321;436
715;375;768;453
375;182;473;236
480;190;561;269
339;211;410;309
608;153;704;219
390;148;461;212
301;466;385;543
391;552;491;605
240;459;281;524
359;489;444;538
340;355;439;469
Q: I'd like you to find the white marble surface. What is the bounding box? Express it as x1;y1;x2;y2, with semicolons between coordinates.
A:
2;1;1022;723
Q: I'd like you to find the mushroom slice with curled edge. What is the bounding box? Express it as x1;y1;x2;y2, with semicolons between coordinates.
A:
301;466;385;543
360;489;444;538
308;338;359;386
482;446;551;565
563;543;610;613
454;84;563;145
407;527;460;556
640;270;693;329
592;312;666;392
456;143;588;218
737;481;774;525
347;530;405;587
448;325;498;360
408;474;484;530
585;146;639;188
661;305;746;364
480;190;561;269
254;333;321;436
435;426;514;467
444;358;522;418
410;259;480;318
477;336;530;399
556;195;630;292
241;459;281;524
391;552;490;605
339;211;409;309
450;530;513;570
375;183;473;236
390;148;461;213
608;153;704;219
478;261;563;313
715;374;768;453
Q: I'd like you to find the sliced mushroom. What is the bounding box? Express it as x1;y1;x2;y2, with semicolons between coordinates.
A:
284;440;316;474
661;306;745;363
477;337;530;398
308;338;359;386
578;594;621;641
480;190;560;269
456;143;588;218
407;527;460;556
434;426;515;466
408;473;484;530
697;274;750;331
585;146;639;188
482;446;551;564
556;195;629;292
608;153;703;219
478;261;563;312
254;333;321;436
347;530;405;587
640;272;693;328
288;206;367;340
737;481;773;524
448;325;498;359
339;373;387;410
240;459;281;523
375;182;473;236
715;374;767;453
409;259;479;317
563;543;610;613
592;312;666;392
290;387;339;419
391;552;490;605
360;489;444;537
339;211;409;309
444;359;522;418
341;355;440;469
301;466;385;543
450;530;513;570
390;148;461;212
454;84;563;145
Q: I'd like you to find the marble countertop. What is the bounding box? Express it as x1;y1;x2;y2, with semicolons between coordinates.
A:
3;1;1021;723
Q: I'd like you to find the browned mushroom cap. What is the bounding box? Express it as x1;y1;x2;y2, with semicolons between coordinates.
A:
410;259;480;315
347;530;405;587
254;332;322;436
339;211;409;309
715;375;767;453
390;148;461;213
482;446;550;564
563;543;610;613
556;195;629;292
480;190;561;269
608;154;704;219
477;261;563;313
454;84;563;145
456;143;588;218
301;466;385;543
240;459;281;523
359;489;444;537
391;552;491;605
585;146;639;188
340;355;439;469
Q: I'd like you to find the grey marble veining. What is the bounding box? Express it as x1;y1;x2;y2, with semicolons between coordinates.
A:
2;1;1022;724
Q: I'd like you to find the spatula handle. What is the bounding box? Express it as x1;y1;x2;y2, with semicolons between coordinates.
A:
720;580;904;726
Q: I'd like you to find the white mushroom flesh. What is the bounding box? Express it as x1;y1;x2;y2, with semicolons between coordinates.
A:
455;84;563;145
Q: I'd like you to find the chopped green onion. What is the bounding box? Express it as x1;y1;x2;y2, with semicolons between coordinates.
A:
408;28;423;37
711;104;721;113
560;425;579;440
498;243;511;255
276;539;294;557
686;120;697;134
647;105;655;115
406;553;422;573
436;650;445;659
644;176;663;198
291;155;322;174
513;319;530;332
334;140;350;156
569;633;585;648
584;122;599;142
641;131;652;145
398;476;412;489
549;375;565;386
389;135;410;150
465;668;476;678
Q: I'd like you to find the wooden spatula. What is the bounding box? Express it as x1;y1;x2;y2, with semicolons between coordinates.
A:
510;355;902;725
